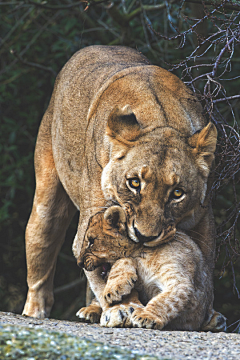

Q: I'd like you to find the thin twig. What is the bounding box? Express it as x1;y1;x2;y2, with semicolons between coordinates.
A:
212;36;236;77
0;11;60;76
0;6;33;48
54;278;86;295
212;95;240;103
183;0;240;12
27;0;87;10
10;49;57;76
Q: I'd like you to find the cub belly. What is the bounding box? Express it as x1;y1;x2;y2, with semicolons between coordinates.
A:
135;257;164;305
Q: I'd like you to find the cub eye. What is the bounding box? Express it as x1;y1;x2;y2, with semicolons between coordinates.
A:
88;237;94;246
128;178;141;190
171;188;185;200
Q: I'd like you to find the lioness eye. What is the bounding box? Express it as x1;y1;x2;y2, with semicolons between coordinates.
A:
171;188;184;200
128;178;141;190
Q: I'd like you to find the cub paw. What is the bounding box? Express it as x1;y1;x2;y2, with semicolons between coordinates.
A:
103;275;137;304
100;302;140;328
76;303;102;324
131;308;164;330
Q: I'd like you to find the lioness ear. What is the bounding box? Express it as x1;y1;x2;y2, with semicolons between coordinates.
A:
104;206;126;233
189;123;217;176
106;105;142;144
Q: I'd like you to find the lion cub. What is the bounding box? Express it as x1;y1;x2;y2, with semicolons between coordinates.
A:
77;206;213;330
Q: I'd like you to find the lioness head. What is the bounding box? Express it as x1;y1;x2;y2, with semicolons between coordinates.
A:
77;206;133;272
101;105;217;247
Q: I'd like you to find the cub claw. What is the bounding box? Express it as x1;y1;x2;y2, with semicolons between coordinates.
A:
101;306;129;328
131;308;164;330
100;302;142;328
103;277;137;305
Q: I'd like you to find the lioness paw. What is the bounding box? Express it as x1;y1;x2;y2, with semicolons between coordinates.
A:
103;275;137;304
131;308;164;330
101;302;141;328
76;304;102;324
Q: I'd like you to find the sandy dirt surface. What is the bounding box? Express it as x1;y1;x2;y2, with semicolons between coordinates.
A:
0;311;239;360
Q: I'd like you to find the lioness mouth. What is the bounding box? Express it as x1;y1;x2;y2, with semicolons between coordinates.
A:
133;222;176;247
133;224;158;243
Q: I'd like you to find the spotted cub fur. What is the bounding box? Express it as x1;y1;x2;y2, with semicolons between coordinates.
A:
77;206;226;331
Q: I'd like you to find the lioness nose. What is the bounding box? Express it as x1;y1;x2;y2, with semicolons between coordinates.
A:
134;226;158;243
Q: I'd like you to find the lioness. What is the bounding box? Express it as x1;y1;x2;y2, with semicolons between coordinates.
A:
77;206;226;331
22;45;225;329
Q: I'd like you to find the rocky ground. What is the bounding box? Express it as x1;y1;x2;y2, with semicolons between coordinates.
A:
0;311;239;360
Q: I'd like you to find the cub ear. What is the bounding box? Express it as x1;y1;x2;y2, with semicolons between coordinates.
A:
106;105;142;144
104;206;126;233
188;123;217;176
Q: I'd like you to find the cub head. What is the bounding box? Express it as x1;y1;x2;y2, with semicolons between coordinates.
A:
102;105;217;247
77;206;133;272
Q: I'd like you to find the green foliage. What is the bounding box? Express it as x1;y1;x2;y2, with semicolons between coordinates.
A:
0;0;239;331
0;324;163;359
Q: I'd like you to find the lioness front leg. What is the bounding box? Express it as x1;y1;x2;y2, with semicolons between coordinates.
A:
23;121;76;318
103;258;138;304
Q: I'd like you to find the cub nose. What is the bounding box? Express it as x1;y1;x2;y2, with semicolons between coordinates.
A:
134;226;158;243
77;258;84;268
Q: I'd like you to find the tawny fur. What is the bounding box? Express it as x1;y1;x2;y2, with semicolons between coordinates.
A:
77;207;226;331
22;46;224;328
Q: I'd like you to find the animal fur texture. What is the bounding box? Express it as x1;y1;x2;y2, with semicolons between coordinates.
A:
22;46;225;330
77;206;226;331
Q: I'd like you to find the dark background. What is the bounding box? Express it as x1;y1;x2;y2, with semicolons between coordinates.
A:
0;0;239;331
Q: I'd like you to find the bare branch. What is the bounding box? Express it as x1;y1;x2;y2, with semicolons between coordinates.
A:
0;6;33;48
54;278;86;295
10;49;57;76
26;1;87;10
183;0;240;12
212;95;240;103
127;0;178;21
0;11;60;76
212;36;236;77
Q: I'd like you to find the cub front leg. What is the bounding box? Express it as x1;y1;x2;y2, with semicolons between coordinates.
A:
131;280;194;330
103;258;138;305
131;307;164;330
